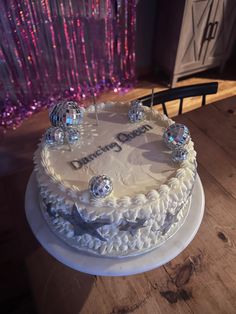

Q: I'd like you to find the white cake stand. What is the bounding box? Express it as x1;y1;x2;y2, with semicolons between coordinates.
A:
25;172;205;276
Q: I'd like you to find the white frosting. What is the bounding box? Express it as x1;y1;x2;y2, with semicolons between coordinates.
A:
34;102;197;257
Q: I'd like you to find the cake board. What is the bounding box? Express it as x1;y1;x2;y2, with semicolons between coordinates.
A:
25;172;205;276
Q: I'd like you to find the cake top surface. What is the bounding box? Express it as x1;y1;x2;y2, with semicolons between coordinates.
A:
47;103;176;197
35;102;196;209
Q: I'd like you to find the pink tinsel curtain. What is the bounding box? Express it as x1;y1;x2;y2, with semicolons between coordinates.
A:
0;0;136;131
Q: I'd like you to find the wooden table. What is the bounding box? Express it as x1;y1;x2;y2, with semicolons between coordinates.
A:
1;96;236;314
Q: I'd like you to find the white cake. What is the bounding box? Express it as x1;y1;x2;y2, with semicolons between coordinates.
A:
34;102;197;257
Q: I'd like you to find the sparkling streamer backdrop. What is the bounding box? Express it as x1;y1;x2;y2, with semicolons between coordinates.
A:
0;0;136;131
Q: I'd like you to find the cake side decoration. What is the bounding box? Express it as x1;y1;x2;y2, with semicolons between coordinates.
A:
45;201;57;218
158;211;179;235
59;203;111;242
118;218;147;236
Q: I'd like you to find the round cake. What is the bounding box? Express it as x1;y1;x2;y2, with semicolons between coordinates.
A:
34;102;197;257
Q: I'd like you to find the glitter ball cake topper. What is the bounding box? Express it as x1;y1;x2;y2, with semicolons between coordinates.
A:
49;100;83;127
45;100;83;148
89;175;113;198
66;127;80;144
163;123;190;150
171;147;188;163
163;123;190;163
128;100;145;123
45;127;64;145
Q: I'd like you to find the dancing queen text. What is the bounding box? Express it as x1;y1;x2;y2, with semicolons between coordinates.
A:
70;124;153;170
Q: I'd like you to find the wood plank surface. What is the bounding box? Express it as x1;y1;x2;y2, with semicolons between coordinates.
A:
1;83;236;313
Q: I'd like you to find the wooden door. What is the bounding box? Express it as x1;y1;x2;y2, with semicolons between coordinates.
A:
175;0;214;75
203;0;236;67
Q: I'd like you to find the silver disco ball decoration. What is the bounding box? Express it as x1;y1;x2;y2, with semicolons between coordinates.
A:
130;100;143;107
171;147;188;162
89;175;113;198
66;127;80;144
163;123;190;149
128;101;145;123
45;127;64;145
49;100;83;127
